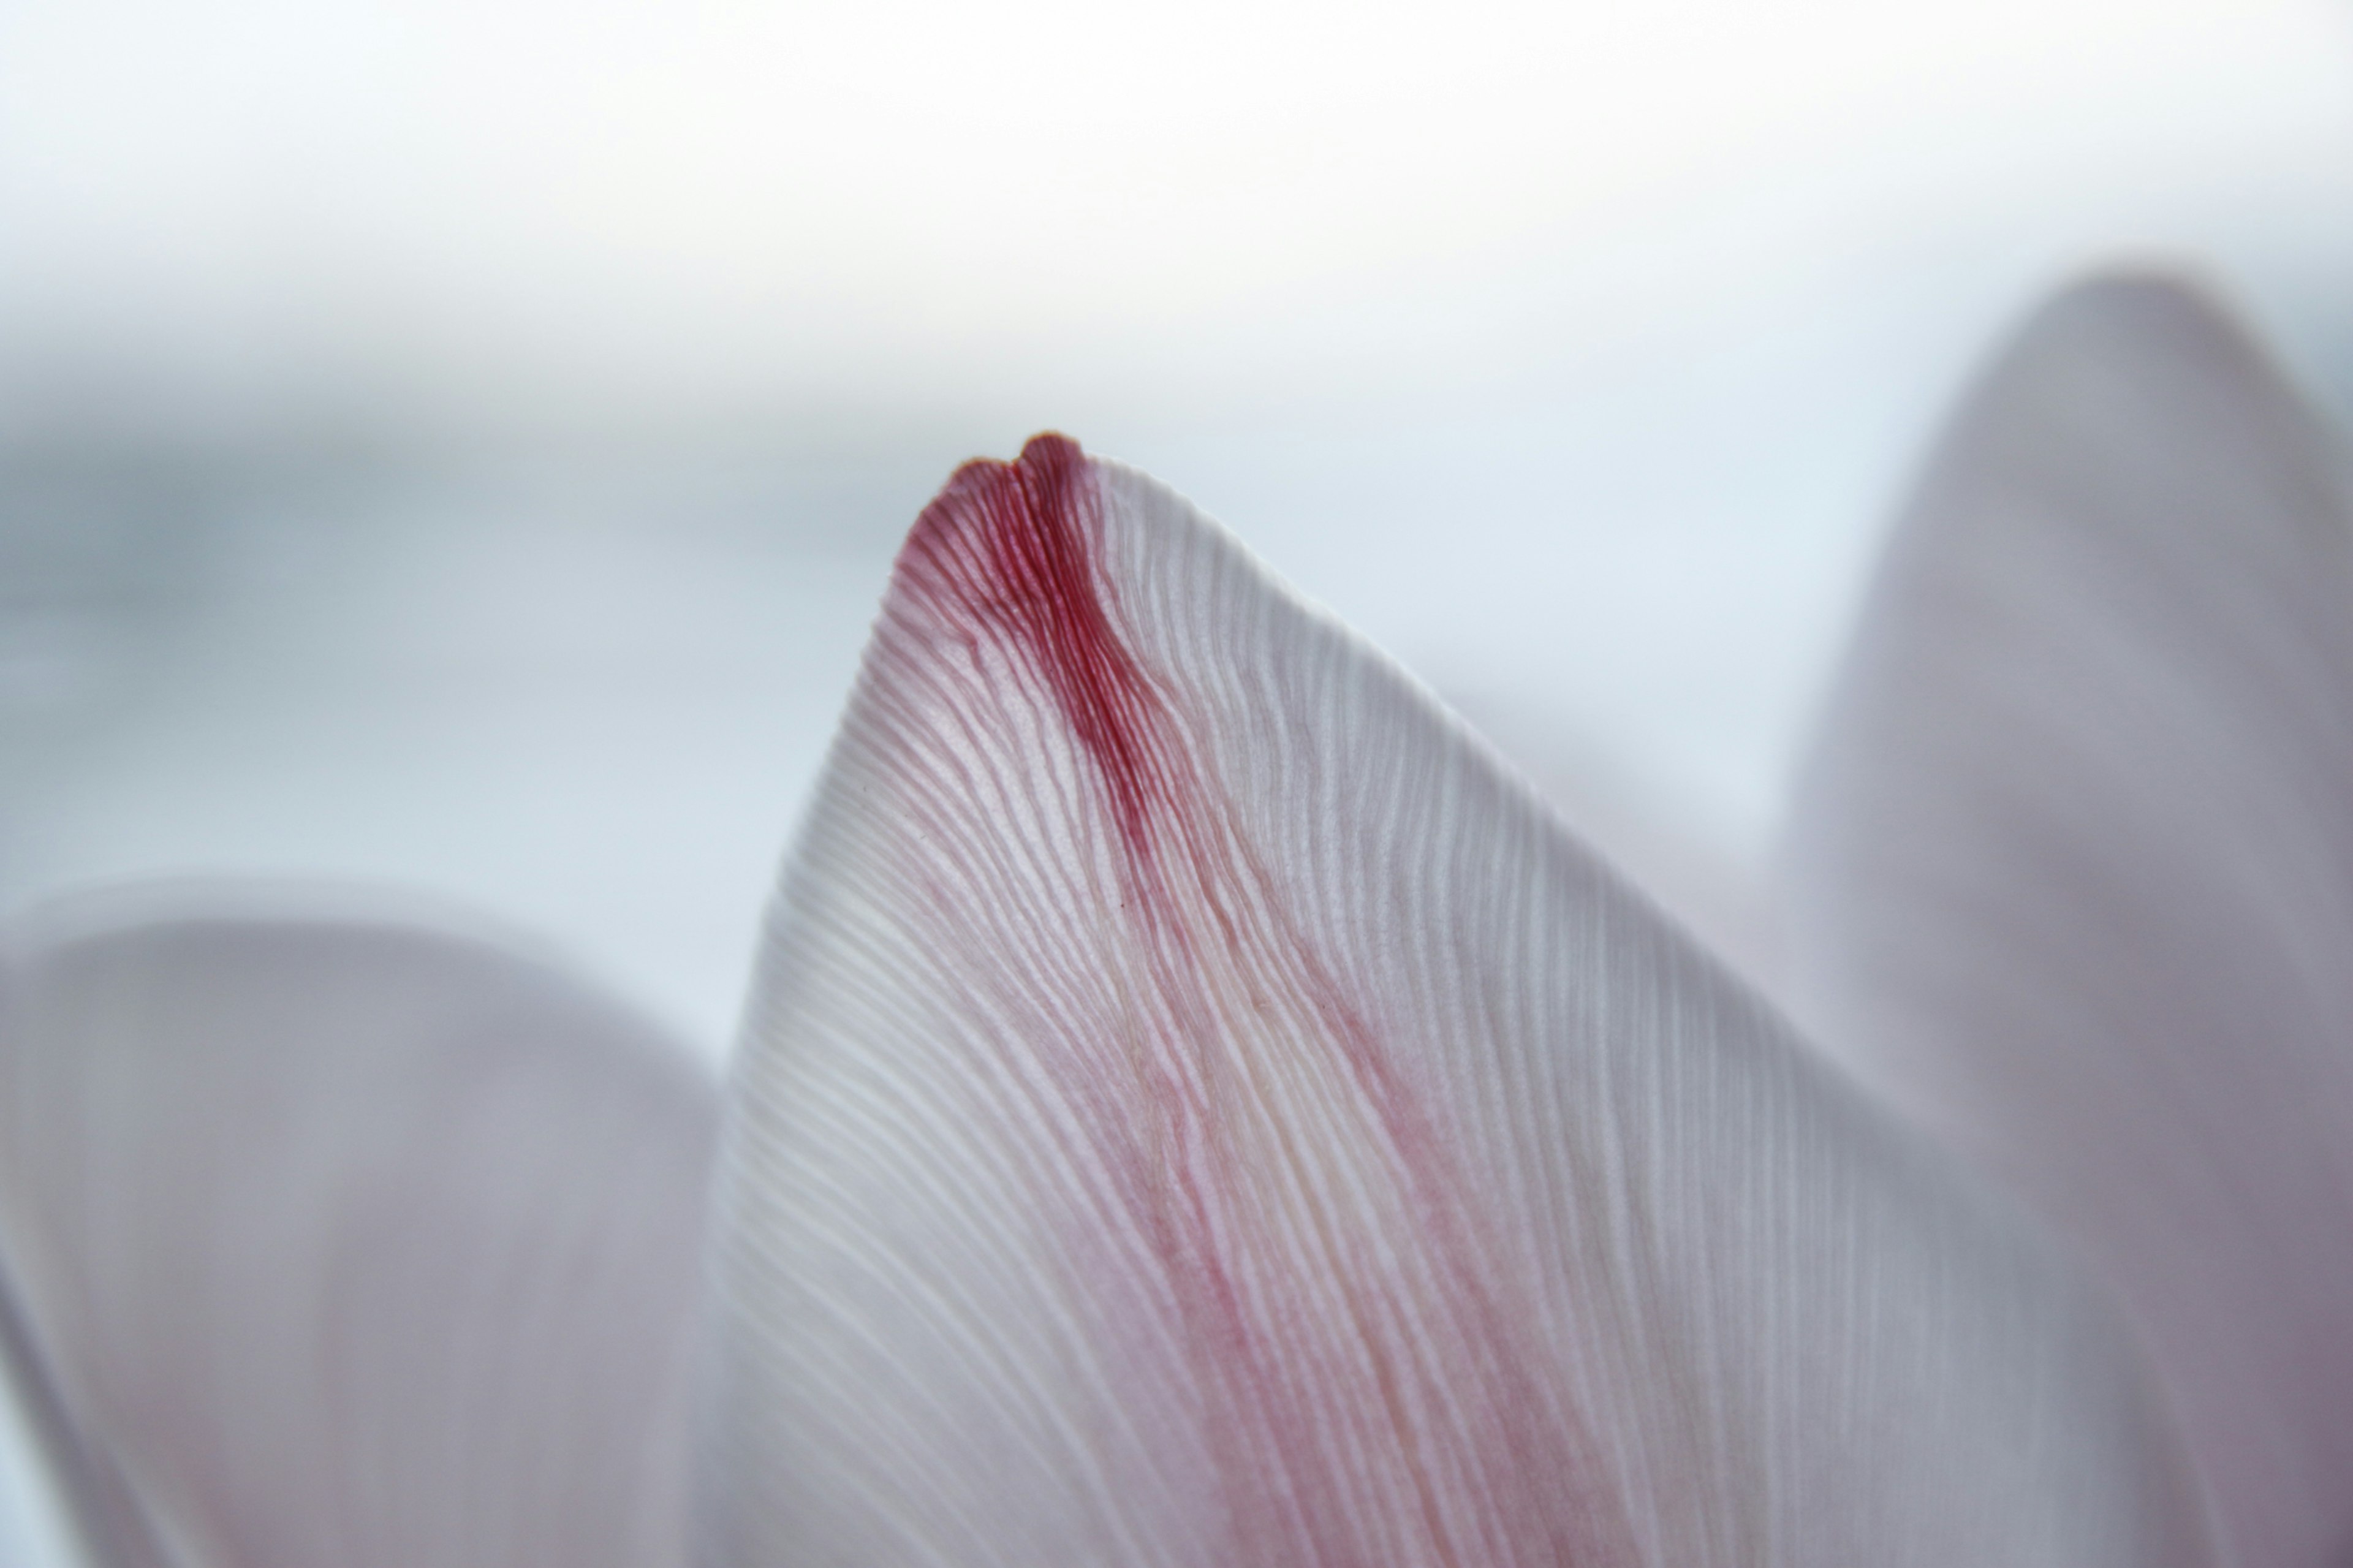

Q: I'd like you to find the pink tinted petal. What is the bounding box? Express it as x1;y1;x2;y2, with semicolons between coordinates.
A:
1786;273;2353;1568
0;884;720;1568
707;434;2209;1567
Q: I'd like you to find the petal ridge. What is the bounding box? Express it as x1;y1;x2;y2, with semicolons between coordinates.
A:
712;433;2213;1567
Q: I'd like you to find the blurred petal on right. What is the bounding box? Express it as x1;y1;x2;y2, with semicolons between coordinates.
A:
1786;273;2353;1568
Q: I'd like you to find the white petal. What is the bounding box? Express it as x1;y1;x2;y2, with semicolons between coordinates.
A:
1784;273;2353;1568
707;434;2208;1567
0;884;721;1568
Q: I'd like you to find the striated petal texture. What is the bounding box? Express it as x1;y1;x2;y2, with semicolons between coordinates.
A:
706;433;2209;1567
1784;273;2353;1568
0;885;721;1568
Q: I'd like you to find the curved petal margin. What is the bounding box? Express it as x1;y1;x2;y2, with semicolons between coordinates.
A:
706;433;2210;1568
1785;273;2353;1568
0;884;721;1568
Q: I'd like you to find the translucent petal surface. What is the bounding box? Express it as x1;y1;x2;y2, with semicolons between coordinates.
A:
0;885;721;1568
706;434;2210;1567
1784;274;2353;1568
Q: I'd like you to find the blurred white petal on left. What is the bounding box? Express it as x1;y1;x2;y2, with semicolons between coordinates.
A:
0;885;721;1568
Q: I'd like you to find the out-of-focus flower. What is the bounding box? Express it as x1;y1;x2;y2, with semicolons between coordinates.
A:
0;889;719;1568
0;270;2343;1567
1785;273;2353;1568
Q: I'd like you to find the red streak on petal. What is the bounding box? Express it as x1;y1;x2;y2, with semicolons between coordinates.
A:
887;434;1630;1567
926;433;1169;857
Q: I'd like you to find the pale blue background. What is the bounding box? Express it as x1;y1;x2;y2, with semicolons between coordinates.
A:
4;0;2351;1055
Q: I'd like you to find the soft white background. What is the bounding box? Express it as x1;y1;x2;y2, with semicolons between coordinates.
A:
4;0;2351;1057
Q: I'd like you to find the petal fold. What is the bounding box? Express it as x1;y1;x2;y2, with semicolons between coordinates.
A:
708;433;2209;1567
0;884;720;1568
1785;273;2353;1568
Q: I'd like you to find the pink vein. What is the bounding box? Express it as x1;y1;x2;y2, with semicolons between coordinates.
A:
886;433;1629;1568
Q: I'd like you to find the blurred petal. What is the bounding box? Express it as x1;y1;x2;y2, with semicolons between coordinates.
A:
0;884;720;1568
1784;273;2353;1568
705;434;2208;1567
0;1273;98;1568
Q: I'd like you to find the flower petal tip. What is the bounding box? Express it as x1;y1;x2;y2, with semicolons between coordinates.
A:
712;436;2213;1567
